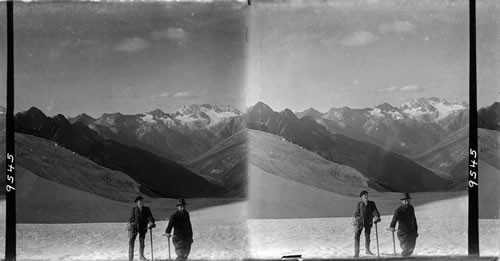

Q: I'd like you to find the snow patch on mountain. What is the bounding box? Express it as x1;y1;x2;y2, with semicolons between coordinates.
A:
400;97;468;121
368;107;404;120
433;102;467;121
133;105;241;129
368;108;384;118
140;114;156;124
173;104;241;128
388;110;404;120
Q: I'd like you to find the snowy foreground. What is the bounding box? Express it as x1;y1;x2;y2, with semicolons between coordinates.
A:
248;195;499;259
16;202;248;260
8;196;500;260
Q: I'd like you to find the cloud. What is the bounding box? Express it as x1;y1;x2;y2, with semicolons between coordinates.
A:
379;20;416;34
377;86;399;92
340;31;378;46
150;92;169;98
173;92;196;98
378;85;424;92
151;27;188;41
114;37;150;53
401;85;423;92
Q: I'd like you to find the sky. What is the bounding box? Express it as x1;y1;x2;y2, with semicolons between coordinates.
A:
0;0;497;116
246;0;499;113
9;1;248;117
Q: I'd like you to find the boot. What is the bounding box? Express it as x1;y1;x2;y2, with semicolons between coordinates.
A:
365;239;374;255
139;246;148;261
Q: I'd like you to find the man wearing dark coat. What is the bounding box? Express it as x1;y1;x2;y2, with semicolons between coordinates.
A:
165;199;193;260
129;196;155;261
353;190;381;258
389;193;418;257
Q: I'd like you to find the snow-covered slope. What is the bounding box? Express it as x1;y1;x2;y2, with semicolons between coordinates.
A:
248;191;500;259
16;200;248;260
400;97;468;122
172;104;241;128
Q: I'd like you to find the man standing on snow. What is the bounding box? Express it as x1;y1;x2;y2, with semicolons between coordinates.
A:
389;193;418;257
129;196;156;261
353;190;381;258
165;199;193;260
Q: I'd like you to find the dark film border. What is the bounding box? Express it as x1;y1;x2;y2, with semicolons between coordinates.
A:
5;0;16;260
468;0;479;256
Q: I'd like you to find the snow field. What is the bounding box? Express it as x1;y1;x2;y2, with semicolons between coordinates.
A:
16;201;248;260
247;195;499;259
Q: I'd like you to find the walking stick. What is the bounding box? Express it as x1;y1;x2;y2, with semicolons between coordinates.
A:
389;229;396;256
375;223;380;258
168;235;171;260
150;228;154;261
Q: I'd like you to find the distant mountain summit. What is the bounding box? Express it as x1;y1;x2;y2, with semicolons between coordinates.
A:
69;113;95;125
399;97;468;121
172;104;241;129
295;107;323;119
478;102;500;131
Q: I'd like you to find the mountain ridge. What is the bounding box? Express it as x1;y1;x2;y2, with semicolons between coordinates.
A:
245;102;453;193
14;108;227;198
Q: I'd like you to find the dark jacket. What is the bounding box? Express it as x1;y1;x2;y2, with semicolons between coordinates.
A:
166;210;193;239
390;204;418;233
129;206;155;233
354;200;380;227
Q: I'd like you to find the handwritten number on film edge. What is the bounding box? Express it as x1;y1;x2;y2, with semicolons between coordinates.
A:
469;149;478;188
6;153;15;192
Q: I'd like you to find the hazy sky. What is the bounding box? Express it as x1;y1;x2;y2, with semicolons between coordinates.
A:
10;1;248;117
0;0;498;116
246;0;499;112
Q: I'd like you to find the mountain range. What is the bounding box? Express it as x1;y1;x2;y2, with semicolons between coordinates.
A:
6;99;499;204
14;107;227;199
245;102;452;192
69;104;244;162
296;97;469;157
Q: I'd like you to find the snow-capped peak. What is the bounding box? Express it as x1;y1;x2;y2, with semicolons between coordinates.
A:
368;103;405;120
173;104;241;128
399;97;468;121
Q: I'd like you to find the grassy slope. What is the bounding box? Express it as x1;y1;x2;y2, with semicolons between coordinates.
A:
248;162;467;219
16;133;141;202
248;129;374;196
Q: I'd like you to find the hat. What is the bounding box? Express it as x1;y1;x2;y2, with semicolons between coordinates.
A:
134;196;144;203
359;190;368;197
400;193;412;200
176;198;187;206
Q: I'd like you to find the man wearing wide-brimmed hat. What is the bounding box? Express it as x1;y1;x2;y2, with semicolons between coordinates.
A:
165;199;193;260
353;190;381;258
129;196;156;261
389;193;418;257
